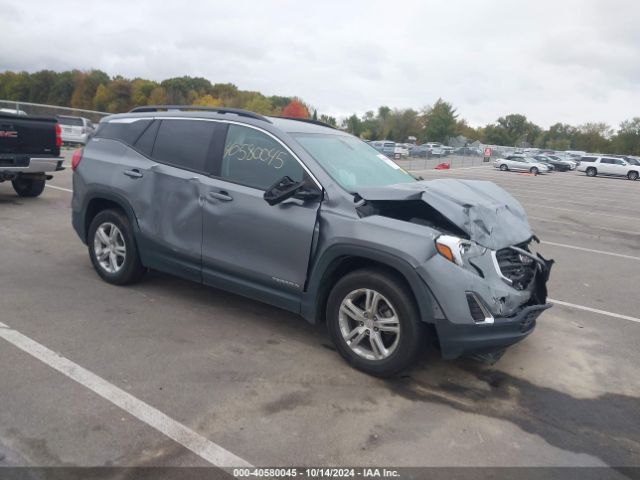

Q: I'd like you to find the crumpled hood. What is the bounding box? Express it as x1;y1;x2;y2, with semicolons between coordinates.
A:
357;179;533;250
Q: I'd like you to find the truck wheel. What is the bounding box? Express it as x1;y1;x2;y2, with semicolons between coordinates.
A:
12;178;46;197
326;268;426;377
628;171;639;181
88;209;146;285
586;167;597;177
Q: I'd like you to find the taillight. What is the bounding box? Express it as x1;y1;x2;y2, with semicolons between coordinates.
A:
55;123;62;148
71;148;83;171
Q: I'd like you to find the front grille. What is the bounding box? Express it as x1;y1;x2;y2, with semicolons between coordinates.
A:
495;244;537;290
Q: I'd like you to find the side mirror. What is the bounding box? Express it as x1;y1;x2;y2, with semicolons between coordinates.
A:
263;176;320;206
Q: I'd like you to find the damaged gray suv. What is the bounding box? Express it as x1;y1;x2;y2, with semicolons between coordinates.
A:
71;106;553;376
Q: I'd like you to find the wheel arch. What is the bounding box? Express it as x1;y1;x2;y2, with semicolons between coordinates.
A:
301;245;443;329
79;190;140;244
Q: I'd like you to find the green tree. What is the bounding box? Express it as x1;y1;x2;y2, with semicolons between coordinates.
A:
344;114;363;136
319;114;337;127
47;71;76;106
148;87;168;105
612;118;640;155
26;70;57;104
421;99;458;143
131;78;159;106
243;94;273;114
482;114;541;147
573;123;612;153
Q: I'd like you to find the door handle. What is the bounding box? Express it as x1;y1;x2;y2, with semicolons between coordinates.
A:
208;191;233;202
123;169;143;179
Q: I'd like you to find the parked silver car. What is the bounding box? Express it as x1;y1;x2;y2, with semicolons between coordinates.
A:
58;115;95;145
494;155;551;174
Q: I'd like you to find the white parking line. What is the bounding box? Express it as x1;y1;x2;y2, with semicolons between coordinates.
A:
0;322;252;468
45;184;73;193
549;299;640;324
541;241;640;261
520;203;637;221
528;216;640;236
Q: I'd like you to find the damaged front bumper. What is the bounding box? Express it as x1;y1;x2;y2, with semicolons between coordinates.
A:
434;302;552;359
416;241;553;360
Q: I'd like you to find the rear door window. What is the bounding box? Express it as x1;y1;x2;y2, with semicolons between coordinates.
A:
152;119;219;173
220;124;304;190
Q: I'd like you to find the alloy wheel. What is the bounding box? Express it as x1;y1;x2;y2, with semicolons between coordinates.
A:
93;222;126;274
338;288;401;361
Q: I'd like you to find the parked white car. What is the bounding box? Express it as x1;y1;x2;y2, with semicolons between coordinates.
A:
577;156;639;181
493;155;551;174
395;143;410;158
57;115;95;145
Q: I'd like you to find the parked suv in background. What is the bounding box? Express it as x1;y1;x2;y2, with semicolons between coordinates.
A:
578;156;639;181
71;106;553;376
58;115;95;145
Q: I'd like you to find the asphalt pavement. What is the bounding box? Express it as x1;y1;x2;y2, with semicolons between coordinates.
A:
0;152;638;470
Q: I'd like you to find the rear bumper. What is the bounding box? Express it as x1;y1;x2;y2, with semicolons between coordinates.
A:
434;303;551;359
0;157;64;178
61;133;88;144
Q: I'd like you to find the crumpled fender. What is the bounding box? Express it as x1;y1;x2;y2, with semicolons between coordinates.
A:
357;179;532;250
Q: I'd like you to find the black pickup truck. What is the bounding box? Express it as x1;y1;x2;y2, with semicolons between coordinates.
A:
0;112;65;197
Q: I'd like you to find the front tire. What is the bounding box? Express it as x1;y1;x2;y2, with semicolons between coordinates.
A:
12;178;45;197
530;167;539;175
628;171;639;181
326;269;426;377
586;167;597;177
88;209;146;285
499;164;508;171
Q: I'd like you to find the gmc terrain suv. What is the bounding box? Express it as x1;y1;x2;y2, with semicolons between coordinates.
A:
71;106;553;376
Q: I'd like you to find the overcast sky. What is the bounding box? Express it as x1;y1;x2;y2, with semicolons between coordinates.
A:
1;0;639;127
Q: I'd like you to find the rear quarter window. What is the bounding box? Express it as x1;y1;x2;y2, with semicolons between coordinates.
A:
95;119;154;146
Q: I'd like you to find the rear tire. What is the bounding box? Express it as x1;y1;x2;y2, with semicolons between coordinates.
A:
326;268;427;377
87;209;146;285
628;171;639;181
499;164;508;171
12;178;45;197
586;167;597;177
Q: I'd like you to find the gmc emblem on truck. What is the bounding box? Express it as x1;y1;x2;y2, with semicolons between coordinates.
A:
0;130;18;138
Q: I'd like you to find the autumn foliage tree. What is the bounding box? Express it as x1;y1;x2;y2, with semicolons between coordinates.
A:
281;98;309;118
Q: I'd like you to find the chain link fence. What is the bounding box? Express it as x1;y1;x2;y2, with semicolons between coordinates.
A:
0;100;109;124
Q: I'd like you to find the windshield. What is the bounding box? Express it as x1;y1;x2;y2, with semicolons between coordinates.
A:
293;133;416;191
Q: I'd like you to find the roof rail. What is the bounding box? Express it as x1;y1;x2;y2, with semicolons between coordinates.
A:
276;116;336;129
128;105;271;123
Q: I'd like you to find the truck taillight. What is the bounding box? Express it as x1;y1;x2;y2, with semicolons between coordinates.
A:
71;148;83;171
55;123;62;147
